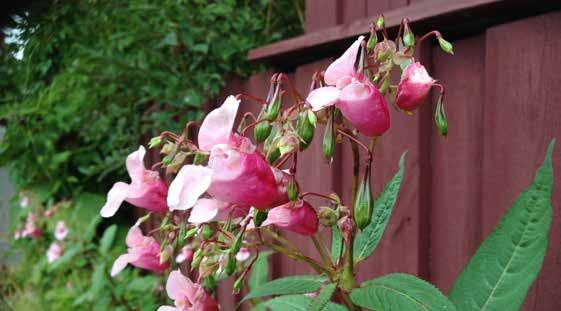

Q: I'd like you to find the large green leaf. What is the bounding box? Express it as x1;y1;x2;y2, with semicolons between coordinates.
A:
256;295;346;311
99;224;117;254
242;275;327;302
449;140;555;311
350;273;456;311
249;251;271;291
309;283;337;311
330;226;343;264
354;153;406;262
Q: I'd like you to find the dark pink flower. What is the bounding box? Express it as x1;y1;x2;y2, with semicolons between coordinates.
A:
110;225;170;276
158;270;219;311
395;60;435;111
306;36;390;136
100;146;168;218
261;200;319;236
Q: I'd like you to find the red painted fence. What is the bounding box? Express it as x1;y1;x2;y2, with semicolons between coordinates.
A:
215;1;561;309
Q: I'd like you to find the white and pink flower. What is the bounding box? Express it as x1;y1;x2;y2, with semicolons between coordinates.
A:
261;200;319;236
100;146;169;218
54;221;68;241
157;270;219;311
47;242;63;263
395;60;435;111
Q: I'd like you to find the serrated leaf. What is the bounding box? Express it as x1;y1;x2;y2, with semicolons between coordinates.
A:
249;251;272;291
257;295;346;311
99;224;117;254
308;283;337;311
330;226;343;264
449;140;555;311
354;152;406;262
351;273;456;311
242;275;327;302
89;262;107;299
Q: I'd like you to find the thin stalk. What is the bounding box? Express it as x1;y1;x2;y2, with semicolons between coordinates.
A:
312;234;335;271
267;243;330;275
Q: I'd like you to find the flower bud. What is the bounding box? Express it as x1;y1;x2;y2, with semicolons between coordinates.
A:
287;178;299;201
338;215;354;242
434;95;448;137
353;169;373;230
266;147;281;164
148;136;163;148
376;15;385;29
403;23;415;47
230;231;243;255
225;253;236;276
160;245;174;265
191;249;202;270
254;121;272;143
318;206;338;227
184;227;198;239
438;36;454;54
202;274;216;292
367;33;378;50
200;224;214;240
323;109;336;161
374;39;396;63
395;61;435;111
296;110;315;150
266;87;282;121
253;210;268;227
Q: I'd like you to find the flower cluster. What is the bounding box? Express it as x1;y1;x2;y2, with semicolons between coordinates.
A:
100;16;452;309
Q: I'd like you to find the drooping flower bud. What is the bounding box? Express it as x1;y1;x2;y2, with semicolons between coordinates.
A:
254;121;272;143
296;110;315;150
148;135;163;148
395;61;435;111
202;274;217;292
267;147;281;164
160;245;174;265
367;33;378;50
434;94;448;137
191;249;202;270
201;224;214;240
266;87;282;121
376;15;385;29
403;22;415;47
323;108;336;161
318;206;339;227
287;178;299;201
253;209;268;227
353;166;373;230
438;36;454;54
338;215;353;242
261;200;319;236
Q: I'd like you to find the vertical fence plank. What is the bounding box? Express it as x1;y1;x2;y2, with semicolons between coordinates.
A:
483;12;561;310
342;0;367;24
305;0;340;32
367;0;408;17
429;35;485;293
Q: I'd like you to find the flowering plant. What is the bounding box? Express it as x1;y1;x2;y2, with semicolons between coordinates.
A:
100;17;555;311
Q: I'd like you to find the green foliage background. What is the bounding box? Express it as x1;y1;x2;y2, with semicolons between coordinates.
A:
0;0;303;309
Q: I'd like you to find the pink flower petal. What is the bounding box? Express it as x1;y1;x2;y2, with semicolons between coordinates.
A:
100;182;130;218
262;201;319;236
188;198;229;224
156;306;177;311
125;225;145;247
396;61;435;111
198;95;240;151
306;86;340;111
167;165;213;211
110;254;133;276
126;146;147;183
166;270;196;301
324;36;364;85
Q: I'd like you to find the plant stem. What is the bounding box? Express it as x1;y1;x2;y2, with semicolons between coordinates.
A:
312;234;335;271
267;243;330;275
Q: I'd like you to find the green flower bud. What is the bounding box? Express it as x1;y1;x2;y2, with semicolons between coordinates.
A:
193;152;207;165
159;245;173;265
376;15;385;29
367;34;378;50
434;95;448;137
297;110;315;150
323;109;336;161
266;147;281;164
266;88;282;121
287;179;299;201
201;224;214;240
230;231;243;255
148;136;163;148
318;206;339;227
254;121;272;143
438;37;454;55
191;249;202;270
353;168;373;230
403;31;415;47
253;210;268;227
225;253;236;276
202;274;216;292
184;227;198;239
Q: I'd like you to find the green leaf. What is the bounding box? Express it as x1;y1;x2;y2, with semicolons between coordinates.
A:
354;152;406;262
257;295;346;311
330;226;343;263
160;32;178;46
48;245;82;271
99;224;117;254
242;275;327;302
89;262;107;299
351;274;456;311
309;283;337;311
249;251;271;291
449;140;555;311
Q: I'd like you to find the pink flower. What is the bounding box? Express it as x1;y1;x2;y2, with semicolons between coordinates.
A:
19;196;30;207
176;246;194;264
261;200;319;236
110;225;170;276
395;60;435;111
100;146;169;218
47;242;63;263
306;36;390;136
54;221;68;241
235;247;251;262
22;212;42;238
158;270;219;311
188;198;250;224
167;96;283;220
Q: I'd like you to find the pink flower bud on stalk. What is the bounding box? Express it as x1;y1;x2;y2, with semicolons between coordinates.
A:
47;242;63;263
100;146;169;218
54;220;68;241
260;200;319;236
111;225;170;276
158;270;219;311
306;36;390;137
395;61;436;111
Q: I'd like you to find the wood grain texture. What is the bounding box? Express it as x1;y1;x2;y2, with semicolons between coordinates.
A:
482;12;561;310
306;0;341;32
429;35;485;293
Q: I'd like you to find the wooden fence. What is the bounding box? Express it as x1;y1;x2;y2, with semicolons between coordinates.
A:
215;1;561;309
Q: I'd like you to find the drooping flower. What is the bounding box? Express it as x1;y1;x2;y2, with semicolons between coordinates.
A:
47;242;63;263
167;96;284;219
395;60;435;111
54;221;68;241
306;36;390;136
235;247;251;262
110;225;170;276
157;270;219;311
188;198;250;224
176;246;194;264
100;146;169;218
261;200;319;236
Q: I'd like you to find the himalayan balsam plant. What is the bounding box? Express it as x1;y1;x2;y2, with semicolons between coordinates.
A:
100;17;555;310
